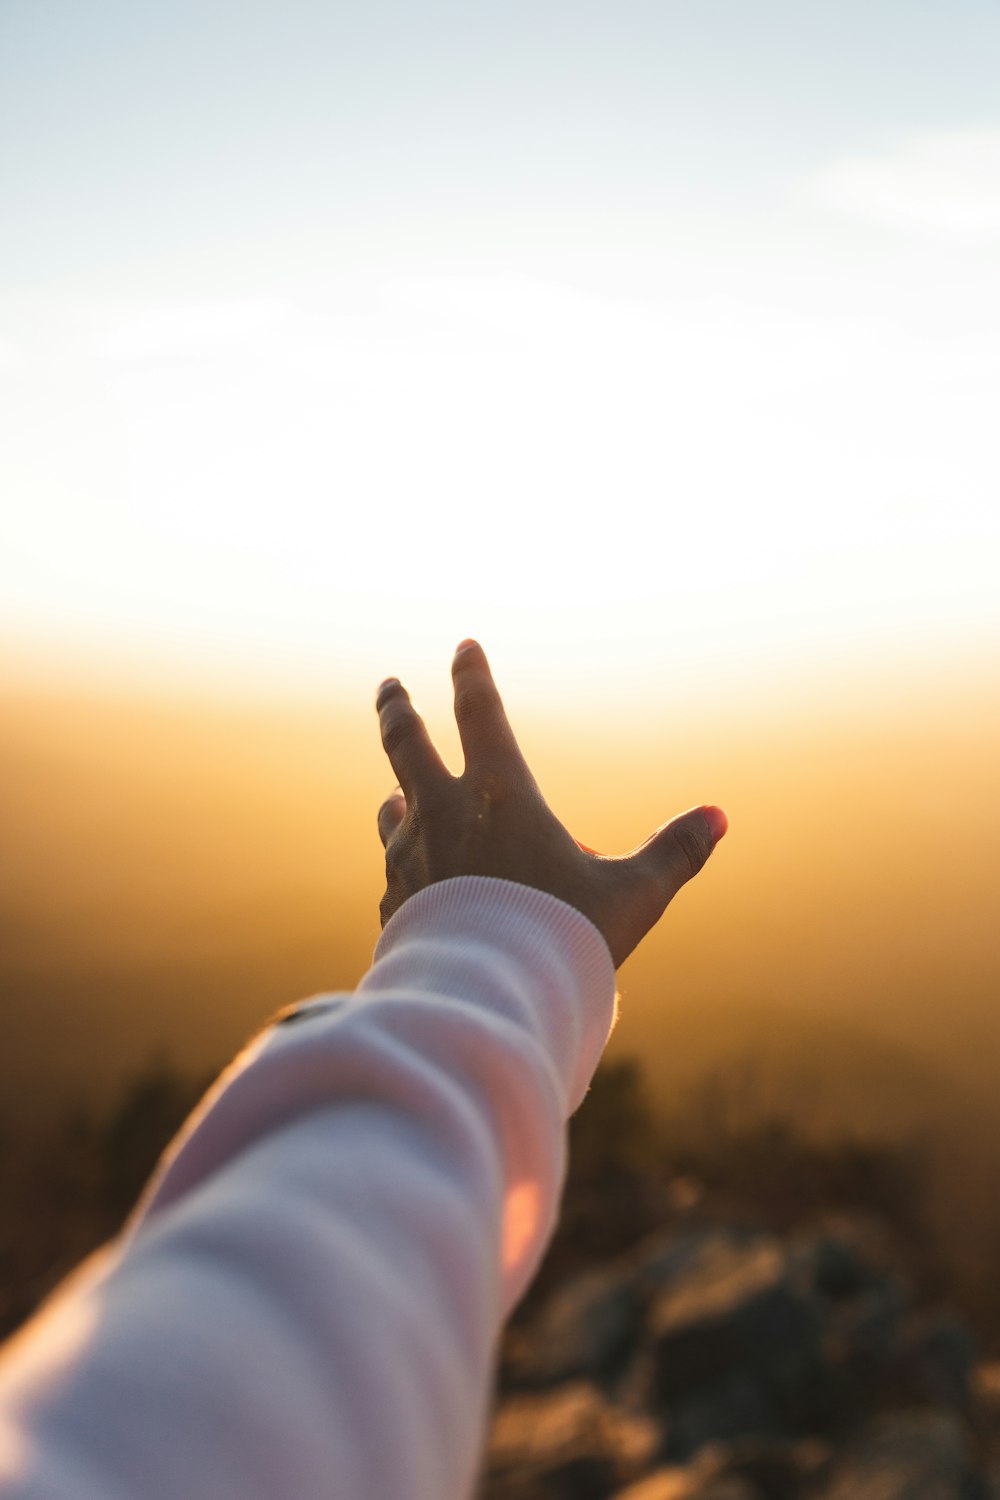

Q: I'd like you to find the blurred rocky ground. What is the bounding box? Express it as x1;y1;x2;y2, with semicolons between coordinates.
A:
478;1056;1000;1500
5;1053;1000;1498
482;1217;1000;1499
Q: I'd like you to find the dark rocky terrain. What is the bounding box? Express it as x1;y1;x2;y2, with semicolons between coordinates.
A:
5;1053;1000;1499
482;1218;1000;1499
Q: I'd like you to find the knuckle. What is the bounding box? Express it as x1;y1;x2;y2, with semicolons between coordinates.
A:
412;782;444;821
380;864;406;916
383;805;421;866
403;803;423;840
668;818;712;879
480;766;512;804
454;684;495;728
380;712;416;758
462;765;511;812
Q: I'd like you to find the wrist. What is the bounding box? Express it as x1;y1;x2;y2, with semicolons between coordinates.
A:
367;876;618;1114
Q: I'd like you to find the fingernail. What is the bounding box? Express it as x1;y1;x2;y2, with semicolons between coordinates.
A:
375;677;400;707
701;805;729;842
454;638;479;655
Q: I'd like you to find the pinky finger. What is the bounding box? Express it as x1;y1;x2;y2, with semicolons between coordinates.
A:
377;789;407;848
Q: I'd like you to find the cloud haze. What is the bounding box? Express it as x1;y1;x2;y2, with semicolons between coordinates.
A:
805;128;1000;243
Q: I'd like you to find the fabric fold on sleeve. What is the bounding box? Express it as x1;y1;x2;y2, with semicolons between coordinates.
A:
0;877;618;1500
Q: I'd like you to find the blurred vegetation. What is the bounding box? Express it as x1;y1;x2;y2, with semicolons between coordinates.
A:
521;1060;1000;1358
0;1058;212;1340
3;1054;1000;1358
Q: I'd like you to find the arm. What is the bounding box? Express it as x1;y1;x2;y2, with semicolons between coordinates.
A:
0;641;726;1500
0;878;616;1500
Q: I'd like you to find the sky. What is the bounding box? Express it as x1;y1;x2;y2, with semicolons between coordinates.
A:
1;0;998;707
1;1;999;1141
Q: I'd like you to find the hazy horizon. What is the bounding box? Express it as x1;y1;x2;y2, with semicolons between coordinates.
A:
2;0;998;1148
3;1;999;705
3;637;997;1152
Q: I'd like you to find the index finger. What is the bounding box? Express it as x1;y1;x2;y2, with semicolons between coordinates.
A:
376;677;449;797
451;640;529;774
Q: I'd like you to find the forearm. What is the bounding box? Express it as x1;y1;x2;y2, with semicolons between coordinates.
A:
0;878;616;1500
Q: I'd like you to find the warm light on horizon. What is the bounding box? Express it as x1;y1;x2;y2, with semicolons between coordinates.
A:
1;5;998;705
1;263;997;706
2;0;999;1122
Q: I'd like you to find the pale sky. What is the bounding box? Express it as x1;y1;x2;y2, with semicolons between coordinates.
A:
1;0;998;705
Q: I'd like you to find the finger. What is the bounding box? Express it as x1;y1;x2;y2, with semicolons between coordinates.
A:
451;639;528;773
630;804;728;902
376;677;448;797
377;788;406;848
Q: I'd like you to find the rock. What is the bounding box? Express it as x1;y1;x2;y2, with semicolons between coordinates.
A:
658;1369;779;1460
639;1234;823;1437
819;1280;908;1424
812;1410;987;1500
890;1313;977;1409
823;1280;905;1370
971;1361;1000;1407
971;1360;1000;1446
631;1230;761;1302
612;1467;758;1500
610;1437;828;1500
803;1231;873;1300
503;1228;742;1395
792;1220;896;1303
487;1219;989;1497
483;1380;660;1500
502;1264;642;1391
703;1437;832;1499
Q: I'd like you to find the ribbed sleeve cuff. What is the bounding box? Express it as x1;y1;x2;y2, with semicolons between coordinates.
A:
366;877;618;1114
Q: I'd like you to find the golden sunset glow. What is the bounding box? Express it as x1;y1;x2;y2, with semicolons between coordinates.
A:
3;263;998;709
1;0;998;1145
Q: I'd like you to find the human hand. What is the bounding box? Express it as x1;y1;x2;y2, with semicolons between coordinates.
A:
375;640;727;969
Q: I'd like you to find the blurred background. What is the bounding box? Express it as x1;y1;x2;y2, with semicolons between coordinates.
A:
1;1;999;1489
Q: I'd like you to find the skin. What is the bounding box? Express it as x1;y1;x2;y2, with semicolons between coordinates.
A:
375;639;728;970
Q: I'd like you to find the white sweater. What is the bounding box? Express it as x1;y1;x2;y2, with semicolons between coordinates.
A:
0;877;618;1500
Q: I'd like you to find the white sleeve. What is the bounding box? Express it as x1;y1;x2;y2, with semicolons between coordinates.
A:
0;876;617;1500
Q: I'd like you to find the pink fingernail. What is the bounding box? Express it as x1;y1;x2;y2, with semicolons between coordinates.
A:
455;638;479;654
701;805;729;842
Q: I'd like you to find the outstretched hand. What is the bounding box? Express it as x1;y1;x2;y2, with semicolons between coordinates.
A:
375;640;727;969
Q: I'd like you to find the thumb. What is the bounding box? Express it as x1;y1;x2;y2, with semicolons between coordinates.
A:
634;804;729;899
